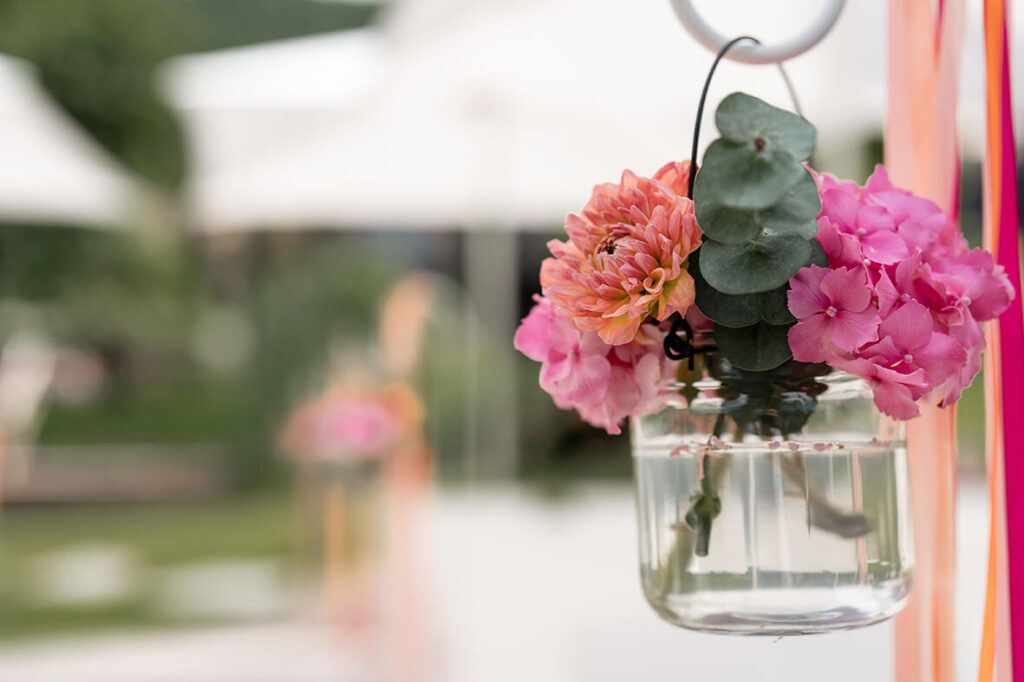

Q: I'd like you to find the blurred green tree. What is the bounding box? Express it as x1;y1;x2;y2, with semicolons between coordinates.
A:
0;0;189;188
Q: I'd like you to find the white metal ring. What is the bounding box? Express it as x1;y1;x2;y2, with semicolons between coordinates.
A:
669;0;846;64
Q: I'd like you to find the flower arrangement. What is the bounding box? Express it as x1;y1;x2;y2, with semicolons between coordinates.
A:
279;380;424;463
516;92;1015;431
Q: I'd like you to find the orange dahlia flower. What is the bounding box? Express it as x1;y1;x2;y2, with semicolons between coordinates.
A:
540;161;702;345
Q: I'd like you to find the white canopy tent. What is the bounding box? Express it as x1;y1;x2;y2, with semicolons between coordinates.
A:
162;28;387;181
165;0;899;233
0;57;138;228
165;0;1018;232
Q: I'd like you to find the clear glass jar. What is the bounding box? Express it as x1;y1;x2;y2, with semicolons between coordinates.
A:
631;360;913;635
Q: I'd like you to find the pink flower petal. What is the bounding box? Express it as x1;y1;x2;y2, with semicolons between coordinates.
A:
831;308;881;351
816;217;864;268
788;314;835;363
861;229;910;264
567;354;612;405
514;298;556;361
822;188;859;229
875;270;901;317
878;300;933;352
914;332;968;385
871;380;921;419
821;266;872;312
788;266;830;318
864;165;894;193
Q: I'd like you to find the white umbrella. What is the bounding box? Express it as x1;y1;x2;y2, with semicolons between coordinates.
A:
174;0;897;233
0;57;138;227
160;29;386;180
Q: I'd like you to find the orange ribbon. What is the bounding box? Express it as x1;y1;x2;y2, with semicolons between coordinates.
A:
886;1;964;681
979;0;1020;679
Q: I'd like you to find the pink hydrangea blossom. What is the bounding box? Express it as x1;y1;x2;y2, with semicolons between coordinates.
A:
858;301;967;392
790;165;1016;419
540;161;702;346
820;187;908;264
514;295;678;434
787;265;881;360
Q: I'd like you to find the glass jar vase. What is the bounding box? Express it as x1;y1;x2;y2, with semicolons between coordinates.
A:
631;359;913;635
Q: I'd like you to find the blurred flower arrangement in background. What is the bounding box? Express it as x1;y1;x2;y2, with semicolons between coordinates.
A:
279;367;425;635
279;377;424;464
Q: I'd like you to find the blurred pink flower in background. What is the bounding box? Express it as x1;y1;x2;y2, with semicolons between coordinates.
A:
514;295;678;434
540;161;702;346
279;382;423;462
789;165;1015;418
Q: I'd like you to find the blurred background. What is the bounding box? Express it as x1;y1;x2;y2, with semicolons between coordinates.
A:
0;0;1018;680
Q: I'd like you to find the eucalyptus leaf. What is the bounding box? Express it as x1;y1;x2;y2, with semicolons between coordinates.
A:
716;92;816;160
695;167;820;244
756;287;797;325
758;169;821;228
691;252;759;327
699;139;805;210
714;321;794;371
700;232;811;295
692;171;762;244
807;238;829;267
765;220;819;240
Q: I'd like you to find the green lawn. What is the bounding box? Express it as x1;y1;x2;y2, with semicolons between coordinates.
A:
0;493;297;639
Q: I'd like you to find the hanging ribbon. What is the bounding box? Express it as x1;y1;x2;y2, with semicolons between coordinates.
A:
886;1;964;681
979;0;1022;679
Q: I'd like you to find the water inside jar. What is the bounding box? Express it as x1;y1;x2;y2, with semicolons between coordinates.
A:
633;438;913;635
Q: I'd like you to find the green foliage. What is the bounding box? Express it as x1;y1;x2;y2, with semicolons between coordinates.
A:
0;225;196;348
0;493;293;639
0;0;189;187
0;0;378;188
694;168;819;244
692;92;824;371
691;250;795;328
712;321;792;371
698;139;805;209
174;0;380;53
715;92;816;159
758;171;821;229
700;232;811;295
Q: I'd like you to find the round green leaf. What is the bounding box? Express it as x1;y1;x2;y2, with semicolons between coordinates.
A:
715;92;816;160
765;219;819;240
807;238;829;267
692;171;763;244
758;169;821;228
714;321;794;371
700;139;805;210
691;251;759;327
700;232;811;294
756;287;797;325
694;167;819;243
